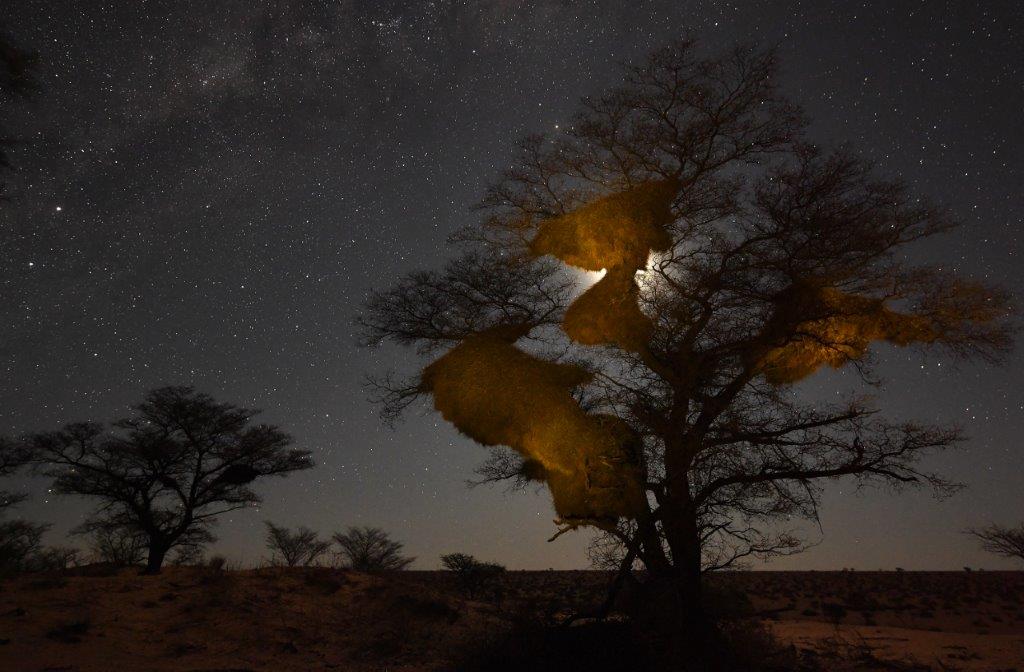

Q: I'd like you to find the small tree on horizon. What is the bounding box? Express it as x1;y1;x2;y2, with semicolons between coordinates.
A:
333;526;414;571
25;386;314;574
441;552;506;598
76;518;148;566
264;521;331;567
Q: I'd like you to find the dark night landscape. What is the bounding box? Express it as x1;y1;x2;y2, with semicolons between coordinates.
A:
1;2;1022;671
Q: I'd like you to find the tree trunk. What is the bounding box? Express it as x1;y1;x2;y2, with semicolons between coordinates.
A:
635;507;718;670
143;541;168;575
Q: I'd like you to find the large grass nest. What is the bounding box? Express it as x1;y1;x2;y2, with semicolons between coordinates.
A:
753;284;937;384
529;180;677;272
421;325;645;520
563;266;653;352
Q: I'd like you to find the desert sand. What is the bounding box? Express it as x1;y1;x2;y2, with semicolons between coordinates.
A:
0;567;1021;671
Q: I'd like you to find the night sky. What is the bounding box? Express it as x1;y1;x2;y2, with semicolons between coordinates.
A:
1;1;1021;570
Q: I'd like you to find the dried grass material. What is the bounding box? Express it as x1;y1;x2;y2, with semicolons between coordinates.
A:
563;266;653;352
421;326;644;520
529;181;678;271
755;286;936;384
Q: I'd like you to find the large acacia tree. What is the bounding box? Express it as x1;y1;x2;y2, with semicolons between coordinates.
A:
27;386;313;573
359;39;1013;653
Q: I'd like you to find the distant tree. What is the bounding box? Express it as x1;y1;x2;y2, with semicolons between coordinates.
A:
27;386;314;573
333;526;414;571
440;552;506;598
0;518;48;574
264;521;331;567
360;38;1015;660
29;546;82;571
76;518;148;566
968;523;1024;563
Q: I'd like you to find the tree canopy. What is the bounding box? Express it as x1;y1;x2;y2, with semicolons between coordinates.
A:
28;386;314;573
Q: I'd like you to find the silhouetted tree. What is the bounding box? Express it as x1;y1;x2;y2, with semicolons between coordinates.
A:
30;545;81;571
0;518;47;574
333;526;414;570
441;552;506;598
76;518;148;566
265;521;331;567
968;523;1024;563
0;437;49;575
26;386;314;573
360;38;1014;661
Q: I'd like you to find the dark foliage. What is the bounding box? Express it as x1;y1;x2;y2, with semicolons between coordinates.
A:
0;518;48;575
26;386;314;573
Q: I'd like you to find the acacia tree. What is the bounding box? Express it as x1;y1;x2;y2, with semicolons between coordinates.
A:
26;386;314;573
968;524;1024;563
264;521;331;567
359;39;1013;655
333;526;414;571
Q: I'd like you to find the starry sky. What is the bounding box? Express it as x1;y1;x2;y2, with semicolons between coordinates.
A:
1;1;1021;570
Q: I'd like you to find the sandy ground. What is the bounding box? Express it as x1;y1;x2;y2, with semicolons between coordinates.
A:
1;567;1021;671
724;571;1024;670
0;566;502;671
768;620;1024;671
